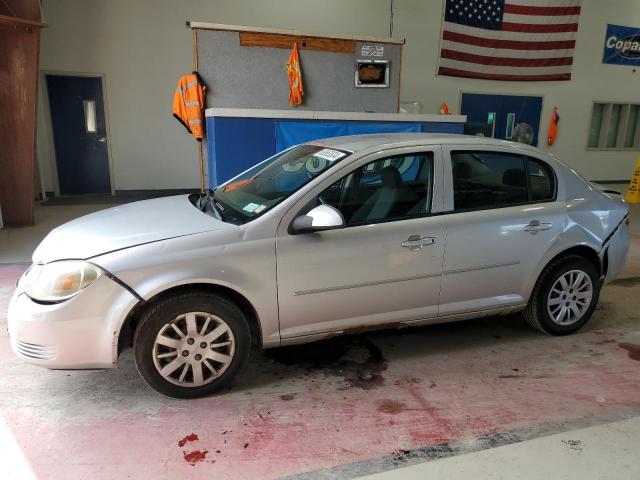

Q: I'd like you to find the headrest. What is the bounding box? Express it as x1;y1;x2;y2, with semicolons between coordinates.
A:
453;162;472;179
502;168;527;187
381;166;403;188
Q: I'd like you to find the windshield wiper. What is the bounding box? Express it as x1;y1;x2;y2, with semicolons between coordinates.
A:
197;189;224;221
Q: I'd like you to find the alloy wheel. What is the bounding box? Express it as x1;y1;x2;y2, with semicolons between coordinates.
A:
152;312;235;387
546;269;593;326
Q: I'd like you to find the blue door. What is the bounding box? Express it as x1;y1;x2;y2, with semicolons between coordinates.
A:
461;93;543;146
46;75;111;195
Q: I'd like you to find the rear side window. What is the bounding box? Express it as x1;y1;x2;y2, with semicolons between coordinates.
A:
527;158;555;201
451;151;555;211
451;151;527;211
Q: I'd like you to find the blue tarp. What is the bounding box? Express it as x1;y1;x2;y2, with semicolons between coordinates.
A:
275;120;422;152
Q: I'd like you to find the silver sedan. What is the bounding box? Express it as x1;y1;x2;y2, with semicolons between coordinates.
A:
8;133;630;397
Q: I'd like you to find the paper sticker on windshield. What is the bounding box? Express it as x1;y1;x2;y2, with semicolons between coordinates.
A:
254;204;267;213
242;202;260;213
313;149;346;162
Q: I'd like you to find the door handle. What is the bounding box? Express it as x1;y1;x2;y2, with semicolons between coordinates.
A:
524;220;552;235
97;137;106;143
401;235;436;251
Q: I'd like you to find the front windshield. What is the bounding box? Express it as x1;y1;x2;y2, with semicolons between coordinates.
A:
211;144;350;223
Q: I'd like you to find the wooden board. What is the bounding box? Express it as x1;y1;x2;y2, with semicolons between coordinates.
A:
239;32;355;54
0;13;41;226
0;14;45;29
0;0;42;22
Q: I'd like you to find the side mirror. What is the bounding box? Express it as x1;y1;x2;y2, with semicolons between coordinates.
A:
292;204;345;233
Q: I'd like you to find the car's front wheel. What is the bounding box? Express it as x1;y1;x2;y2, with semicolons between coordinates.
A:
133;290;250;398
524;255;601;335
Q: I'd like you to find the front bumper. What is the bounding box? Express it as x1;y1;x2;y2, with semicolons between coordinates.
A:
8;275;138;369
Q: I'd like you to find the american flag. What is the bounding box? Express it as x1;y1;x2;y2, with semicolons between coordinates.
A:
438;0;581;81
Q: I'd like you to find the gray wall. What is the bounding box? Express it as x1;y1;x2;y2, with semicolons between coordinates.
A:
36;0;640;192
196;30;401;112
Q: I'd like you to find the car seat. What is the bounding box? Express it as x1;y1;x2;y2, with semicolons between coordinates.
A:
349;166;418;223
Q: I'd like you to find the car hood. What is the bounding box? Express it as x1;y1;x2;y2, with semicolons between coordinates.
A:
33;195;232;264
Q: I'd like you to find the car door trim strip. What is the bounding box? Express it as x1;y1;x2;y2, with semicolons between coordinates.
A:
293;272;442;296
293;261;520;296
443;260;520;276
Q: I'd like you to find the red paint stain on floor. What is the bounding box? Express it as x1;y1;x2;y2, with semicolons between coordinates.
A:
377;399;406;414
183;449;208;465
2;263;640;479
405;383;456;444
3;337;640;479
178;433;199;447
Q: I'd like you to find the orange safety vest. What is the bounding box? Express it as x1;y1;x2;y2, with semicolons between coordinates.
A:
286;43;303;107
173;72;206;141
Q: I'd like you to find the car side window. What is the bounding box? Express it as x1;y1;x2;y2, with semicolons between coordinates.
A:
320;153;434;225
527;158;555;202
451;151;528;211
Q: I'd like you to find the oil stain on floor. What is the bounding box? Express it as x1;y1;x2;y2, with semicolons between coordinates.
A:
619;343;640;361
263;336;388;390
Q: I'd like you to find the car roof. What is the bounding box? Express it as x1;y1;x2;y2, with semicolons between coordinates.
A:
308;132;541;155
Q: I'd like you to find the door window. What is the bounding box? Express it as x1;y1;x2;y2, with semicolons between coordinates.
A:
527;158;555;201
451;151;555;211
82;100;97;133
320;153;433;225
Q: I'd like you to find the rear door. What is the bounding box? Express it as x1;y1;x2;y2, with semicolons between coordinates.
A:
439;145;565;316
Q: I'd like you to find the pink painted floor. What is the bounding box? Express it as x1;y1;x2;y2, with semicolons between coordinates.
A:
1;263;639;479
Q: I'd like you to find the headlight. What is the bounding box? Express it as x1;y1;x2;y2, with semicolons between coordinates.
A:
21;261;102;302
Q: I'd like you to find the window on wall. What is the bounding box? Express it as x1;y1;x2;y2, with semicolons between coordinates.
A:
588;103;640;150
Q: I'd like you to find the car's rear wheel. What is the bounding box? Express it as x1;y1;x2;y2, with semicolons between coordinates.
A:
524;255;600;335
133;291;250;398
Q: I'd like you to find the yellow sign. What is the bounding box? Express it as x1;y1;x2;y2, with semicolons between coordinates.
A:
626;157;640;204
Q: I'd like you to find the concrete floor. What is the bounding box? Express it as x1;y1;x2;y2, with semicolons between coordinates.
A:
0;199;639;479
0;203;116;263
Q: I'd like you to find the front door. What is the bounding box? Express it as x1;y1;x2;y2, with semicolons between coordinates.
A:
439;146;564;316
276;147;446;339
46;75;111;195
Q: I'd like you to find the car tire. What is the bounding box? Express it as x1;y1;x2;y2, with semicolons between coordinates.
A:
133;290;251;398
524;255;601;335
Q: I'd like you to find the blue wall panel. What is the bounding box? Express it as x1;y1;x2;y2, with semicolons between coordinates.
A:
422;122;464;134
207;116;465;188
275;120;422;152
207;117;275;186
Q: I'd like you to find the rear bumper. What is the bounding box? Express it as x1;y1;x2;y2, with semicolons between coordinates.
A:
8;275;138;369
603;217;630;284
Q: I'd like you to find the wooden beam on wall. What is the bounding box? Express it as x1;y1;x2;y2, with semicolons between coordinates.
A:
239;32;355;54
0;14;45;29
0;4;42;226
0;0;41;21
